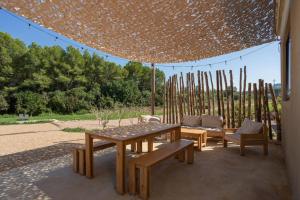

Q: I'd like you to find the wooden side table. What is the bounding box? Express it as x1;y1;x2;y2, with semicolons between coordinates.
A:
180;127;207;151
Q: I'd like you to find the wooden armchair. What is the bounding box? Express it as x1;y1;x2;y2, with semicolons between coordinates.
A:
223;121;268;156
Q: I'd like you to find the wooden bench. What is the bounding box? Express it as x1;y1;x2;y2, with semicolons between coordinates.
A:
73;141;115;175
128;139;194;200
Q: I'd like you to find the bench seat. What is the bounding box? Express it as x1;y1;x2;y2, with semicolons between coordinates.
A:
129;139;194;199
73;141;115;175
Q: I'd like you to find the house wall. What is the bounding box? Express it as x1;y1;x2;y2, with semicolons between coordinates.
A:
281;0;300;199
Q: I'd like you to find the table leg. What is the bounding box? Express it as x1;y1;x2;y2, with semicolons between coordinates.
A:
85;133;93;178
130;142;136;152
137;140;143;153
116;142;126;194
175;127;181;140
148;137;153;152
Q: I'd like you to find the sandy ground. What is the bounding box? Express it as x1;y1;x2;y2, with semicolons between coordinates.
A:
0;120;291;200
0;118;138;156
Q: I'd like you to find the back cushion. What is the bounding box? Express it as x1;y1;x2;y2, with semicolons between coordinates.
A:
201;115;223;128
236;118;263;134
181;115;201;127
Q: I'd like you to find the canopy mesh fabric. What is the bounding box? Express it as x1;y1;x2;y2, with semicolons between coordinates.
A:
0;0;276;63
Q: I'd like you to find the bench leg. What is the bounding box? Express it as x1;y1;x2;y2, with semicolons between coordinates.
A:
178;150;185;162
73;149;79;173
128;161;137;195
140;167;150;200
137;140;143;153
263;143;268;155
187;145;194;164
78;149;86;175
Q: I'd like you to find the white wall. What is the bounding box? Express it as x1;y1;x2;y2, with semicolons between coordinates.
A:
281;1;300;199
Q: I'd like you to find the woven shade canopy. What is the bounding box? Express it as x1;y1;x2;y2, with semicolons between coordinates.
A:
0;0;276;63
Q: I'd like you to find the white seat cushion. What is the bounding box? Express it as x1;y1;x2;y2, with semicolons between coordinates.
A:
201;115;223;128
236;118;263;134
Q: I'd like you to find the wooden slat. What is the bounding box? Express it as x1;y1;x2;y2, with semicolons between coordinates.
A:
243;66;247;120
204;72;211;115
238;68;242;127
163;78;166;123
265;83;272;140
209;71;215;115
253;83;258;122
216;70;220;116
229;70;235;128
201;71;205;114
219;70;225;120
222;70;230;127
269;83;281;141
197;70;202;115
247;83;252;119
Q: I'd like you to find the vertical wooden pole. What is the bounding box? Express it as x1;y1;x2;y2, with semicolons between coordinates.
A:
180;73;186;116
269;83;281;141
163;78;166;123
247;83;252;119
216;70;220;116
219;71;225;120
229;70;235;128
174;75;178;123
253;83;258;122
204;72;211;115
261;80;267;125
197;71;202;115
201;72;205;114
238;68;242;127
209;71;215;115
265;83;272;140
151;63;155;115
258;79;263;122
242;66;247;120
191;73;195;115
186;73;190;115
172;76;175;124
222;70;230;127
166;79;169;123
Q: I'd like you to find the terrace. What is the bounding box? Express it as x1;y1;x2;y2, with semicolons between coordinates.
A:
0;1;297;200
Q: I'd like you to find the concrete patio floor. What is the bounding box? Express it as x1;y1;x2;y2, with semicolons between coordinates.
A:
0;139;290;200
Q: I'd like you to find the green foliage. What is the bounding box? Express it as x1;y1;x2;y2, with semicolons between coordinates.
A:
0;32;165;114
62;127;86;133
14;91;48;116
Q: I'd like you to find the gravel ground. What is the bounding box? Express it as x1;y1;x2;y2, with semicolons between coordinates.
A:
0;118;138;172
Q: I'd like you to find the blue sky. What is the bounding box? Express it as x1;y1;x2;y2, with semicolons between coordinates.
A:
0;8;281;87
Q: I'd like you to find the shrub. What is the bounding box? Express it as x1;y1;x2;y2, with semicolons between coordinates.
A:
15;91;48;116
0;94;8;112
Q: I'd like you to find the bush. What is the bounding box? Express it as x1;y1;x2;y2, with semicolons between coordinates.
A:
15;91;48;116
48;90;68;114
0;94;8;112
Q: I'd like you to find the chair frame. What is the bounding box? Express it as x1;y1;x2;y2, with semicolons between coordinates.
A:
223;125;268;156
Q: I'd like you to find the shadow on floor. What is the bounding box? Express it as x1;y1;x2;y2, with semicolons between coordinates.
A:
0;142;81;172
0;141;291;200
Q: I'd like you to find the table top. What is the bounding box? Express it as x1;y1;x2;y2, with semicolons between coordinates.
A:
181;127;207;134
87;123;180;142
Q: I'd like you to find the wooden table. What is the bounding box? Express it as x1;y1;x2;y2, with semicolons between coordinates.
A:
180;127;207;151
85;123;181;194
